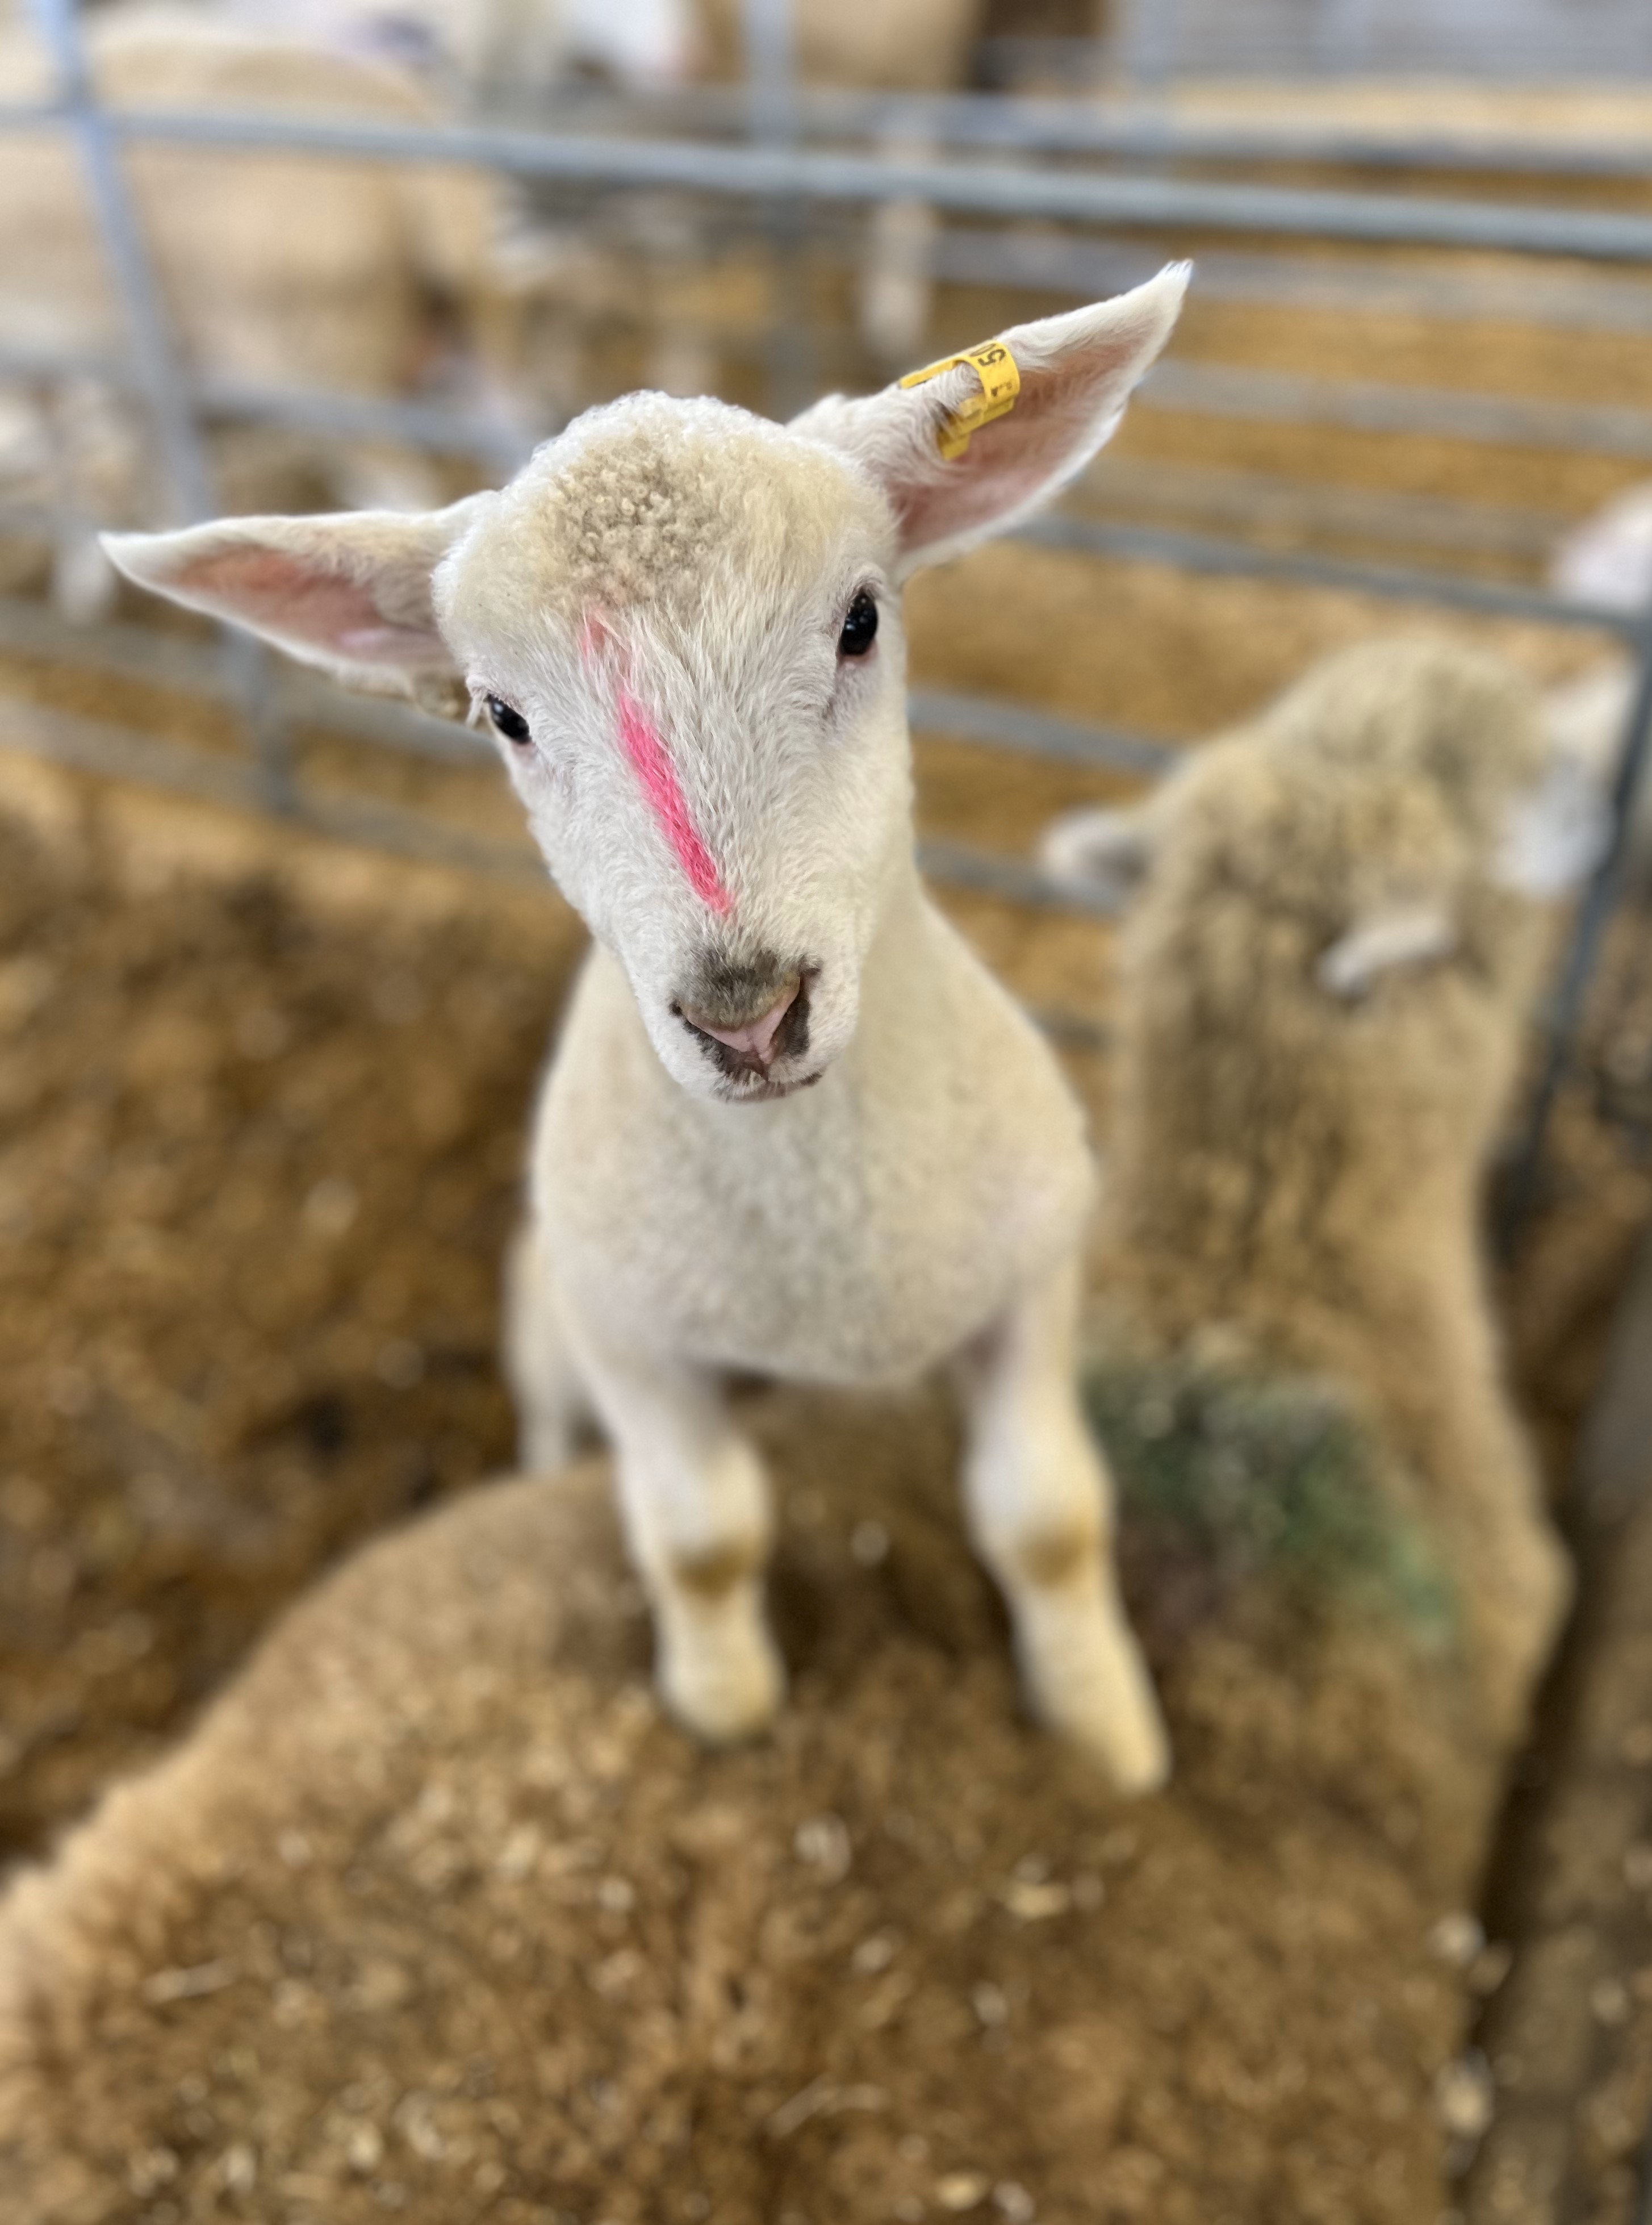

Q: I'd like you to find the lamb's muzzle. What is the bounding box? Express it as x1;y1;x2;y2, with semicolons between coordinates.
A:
684;983;809;1068
673;955;815;1087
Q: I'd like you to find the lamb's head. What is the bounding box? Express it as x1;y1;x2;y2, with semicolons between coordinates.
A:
1045;636;1609;979
1056;641;1600;1275
103;266;1187;1102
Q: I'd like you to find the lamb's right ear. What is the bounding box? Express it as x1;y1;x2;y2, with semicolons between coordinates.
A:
1038;798;1165;908
101;494;491;704
792;264;1189;577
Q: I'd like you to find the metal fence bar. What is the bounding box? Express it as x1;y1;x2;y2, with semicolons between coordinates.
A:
1141;360;1652;461
0;587;1170;781
21;0;295;815
19;70;1652;181
917;836;1122;916
1502;629;1652;1240
20;3;211;523
0;691;1114;925
909;687;1175;775
1015;514;1647;636
930;229;1652;339
1;25;1650;1223
764;86;1652;179
19;330;1652;494
7;105;1652;263
0;692;547;880
0;348;541;465
741;0;813;419
272;75;1652;187
1083;458;1568;561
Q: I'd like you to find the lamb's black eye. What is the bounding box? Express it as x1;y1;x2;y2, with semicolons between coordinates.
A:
838;590;878;658
486;694;530;745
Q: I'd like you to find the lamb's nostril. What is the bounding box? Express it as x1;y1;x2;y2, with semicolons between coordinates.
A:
680;979;801;1069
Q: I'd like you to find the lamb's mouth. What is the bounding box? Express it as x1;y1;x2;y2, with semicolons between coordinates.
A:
722;1066;825;1105
674;969;818;1096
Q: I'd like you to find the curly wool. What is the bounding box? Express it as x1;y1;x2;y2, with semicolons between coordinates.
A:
450;395;892;630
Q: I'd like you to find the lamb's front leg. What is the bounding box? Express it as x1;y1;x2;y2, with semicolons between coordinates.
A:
566;1317;784;1744
956;1258;1170;1794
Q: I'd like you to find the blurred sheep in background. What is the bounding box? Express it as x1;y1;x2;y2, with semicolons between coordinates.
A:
0;6;533;615
0;0;991;616
1045;639;1592;1742
210;0;699;102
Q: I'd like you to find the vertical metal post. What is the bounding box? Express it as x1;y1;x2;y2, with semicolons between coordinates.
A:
1321;0;1376;73
1118;0;1179;98
26;0;294;812
1500;614;1652;1247
740;0;813;420
741;0;796;145
28;0;211;521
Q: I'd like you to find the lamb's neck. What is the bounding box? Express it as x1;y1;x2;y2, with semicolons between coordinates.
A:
855;848;943;997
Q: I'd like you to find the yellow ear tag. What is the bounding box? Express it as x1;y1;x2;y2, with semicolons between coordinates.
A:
898;339;1021;461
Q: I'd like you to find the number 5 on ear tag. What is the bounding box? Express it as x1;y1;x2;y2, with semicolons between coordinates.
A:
899;339;1021;460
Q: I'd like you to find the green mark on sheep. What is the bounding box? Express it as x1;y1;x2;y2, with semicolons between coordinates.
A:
1085;1350;1456;1643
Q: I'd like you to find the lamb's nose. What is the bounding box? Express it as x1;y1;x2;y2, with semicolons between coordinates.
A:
680;979;800;1068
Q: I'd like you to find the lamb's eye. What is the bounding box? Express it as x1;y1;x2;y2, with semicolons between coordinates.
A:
837;590;878;658
487;695;530;745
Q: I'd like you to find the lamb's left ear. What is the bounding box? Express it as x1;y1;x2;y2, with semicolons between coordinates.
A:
101;493;491;704
791;263;1189;575
1038;796;1168;907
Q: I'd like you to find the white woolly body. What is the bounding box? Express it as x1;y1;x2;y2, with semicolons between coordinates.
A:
538;888;1094;1384
101;267;1191;1788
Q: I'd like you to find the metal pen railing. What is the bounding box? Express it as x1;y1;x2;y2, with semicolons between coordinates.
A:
1;0;1649;1230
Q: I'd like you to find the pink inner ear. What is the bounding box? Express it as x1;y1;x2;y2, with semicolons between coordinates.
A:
894;345;1132;557
175;546;439;666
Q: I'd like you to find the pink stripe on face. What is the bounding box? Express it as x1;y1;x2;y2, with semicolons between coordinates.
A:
615;680;733;916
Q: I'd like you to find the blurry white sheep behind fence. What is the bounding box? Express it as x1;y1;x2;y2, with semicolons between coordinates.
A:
1;0;1651;1224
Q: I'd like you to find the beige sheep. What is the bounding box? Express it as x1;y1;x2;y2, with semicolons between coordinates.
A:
0;8;511;610
1044;638;1582;1743
212;0;698;101
0;1383;1505;2225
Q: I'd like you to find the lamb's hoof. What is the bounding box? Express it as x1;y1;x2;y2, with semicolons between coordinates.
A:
1023;1624;1173;1796
1043;1678;1173;1797
516;1418;578;1477
659;1622;785;1747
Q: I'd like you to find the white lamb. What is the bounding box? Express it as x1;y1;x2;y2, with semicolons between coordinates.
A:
105;268;1190;1793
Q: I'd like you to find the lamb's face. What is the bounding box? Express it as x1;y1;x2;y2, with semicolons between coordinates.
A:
99;275;1194;1102
437;397;912;1103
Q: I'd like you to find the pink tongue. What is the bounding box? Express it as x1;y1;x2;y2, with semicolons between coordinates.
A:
695;987;798;1065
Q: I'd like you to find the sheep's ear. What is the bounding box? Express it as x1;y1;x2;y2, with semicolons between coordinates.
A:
1038;799;1164;907
1317;901;1459;1000
101;494;491;702
1549;481;1652;613
1497;736;1613;898
792;264;1189;576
